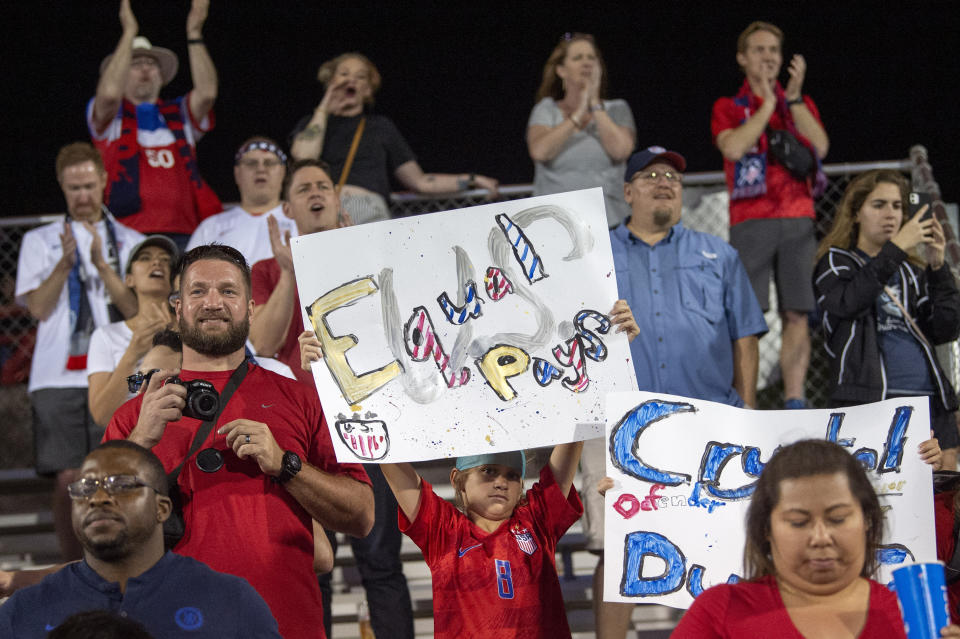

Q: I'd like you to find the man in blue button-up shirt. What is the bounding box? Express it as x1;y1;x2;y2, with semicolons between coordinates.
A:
586;146;767;638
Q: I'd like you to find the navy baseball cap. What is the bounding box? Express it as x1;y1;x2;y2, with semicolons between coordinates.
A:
624;146;687;182
456;450;526;479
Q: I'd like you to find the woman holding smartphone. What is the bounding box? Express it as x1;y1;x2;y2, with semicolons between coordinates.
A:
814;169;960;469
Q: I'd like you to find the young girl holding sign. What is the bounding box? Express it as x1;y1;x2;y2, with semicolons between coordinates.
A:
298;300;638;638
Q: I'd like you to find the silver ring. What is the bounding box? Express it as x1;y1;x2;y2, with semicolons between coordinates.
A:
245;434;251;444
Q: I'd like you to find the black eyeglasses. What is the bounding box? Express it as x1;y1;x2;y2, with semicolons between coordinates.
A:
67;475;159;500
127;368;160;394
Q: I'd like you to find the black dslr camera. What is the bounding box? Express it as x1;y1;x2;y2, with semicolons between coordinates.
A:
167;377;220;421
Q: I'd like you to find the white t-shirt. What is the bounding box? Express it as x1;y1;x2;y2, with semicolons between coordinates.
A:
15;216;143;392
187;204;296;266
87;320;135;376
254;356;296;380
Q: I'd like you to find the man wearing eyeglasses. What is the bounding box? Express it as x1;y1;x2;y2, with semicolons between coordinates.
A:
582;146;767;638
187;137;298;265
0;440;282;638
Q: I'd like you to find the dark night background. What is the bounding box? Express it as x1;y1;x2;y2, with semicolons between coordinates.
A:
5;1;958;217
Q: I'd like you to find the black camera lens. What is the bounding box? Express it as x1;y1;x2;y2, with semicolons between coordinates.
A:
189;389;219;421
171;378;220;421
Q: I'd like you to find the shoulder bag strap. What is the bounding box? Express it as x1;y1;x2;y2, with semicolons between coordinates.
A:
337;117;366;190
883;285;932;349
166;362;250;486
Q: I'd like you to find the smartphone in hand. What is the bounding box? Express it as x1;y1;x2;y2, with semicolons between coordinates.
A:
908;191;934;220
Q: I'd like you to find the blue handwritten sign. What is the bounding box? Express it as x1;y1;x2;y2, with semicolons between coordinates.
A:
602;392;936;608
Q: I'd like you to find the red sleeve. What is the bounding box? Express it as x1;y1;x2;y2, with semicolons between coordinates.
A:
934;490;960;625
103;394;146;442
710;96;738;143
251;258;278;307
398;477;456;565
671;584;729;638
527;465;583;543
935;491;956;563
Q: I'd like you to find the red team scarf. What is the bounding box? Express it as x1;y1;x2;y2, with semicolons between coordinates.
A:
105;97;221;222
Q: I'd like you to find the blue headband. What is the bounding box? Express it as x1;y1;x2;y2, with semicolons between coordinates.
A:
455;450;526;478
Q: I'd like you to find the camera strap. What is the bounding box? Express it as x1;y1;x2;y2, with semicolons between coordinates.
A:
166;361;250;486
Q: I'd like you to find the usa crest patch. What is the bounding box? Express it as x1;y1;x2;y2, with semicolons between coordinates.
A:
511;523;537;555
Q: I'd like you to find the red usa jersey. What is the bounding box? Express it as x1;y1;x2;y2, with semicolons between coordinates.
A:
400;466;582;638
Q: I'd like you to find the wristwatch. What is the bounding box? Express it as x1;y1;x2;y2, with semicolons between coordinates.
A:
273;451;302;484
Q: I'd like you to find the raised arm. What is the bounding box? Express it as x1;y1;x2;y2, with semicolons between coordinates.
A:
185;0;217;124
249;218;296;357
609;299;640;342
715;81;775;162
290;76;351;161
88;307;169;427
381;462;424;523
394;160;499;198
814;244;907;320
586;71;633;162
92;0;138;134
783;55;828;159
23;222;75;321
732;335;759;409
592;108;635;163
549;441;584;497
82;221;137;318
918;216;960;344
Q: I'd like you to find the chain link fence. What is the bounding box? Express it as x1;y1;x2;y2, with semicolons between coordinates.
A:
0;154;950;414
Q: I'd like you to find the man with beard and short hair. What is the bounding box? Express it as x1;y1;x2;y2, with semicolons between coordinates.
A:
582;147;767;638
0;441;281;638
102;244;374;639
187;137;297;265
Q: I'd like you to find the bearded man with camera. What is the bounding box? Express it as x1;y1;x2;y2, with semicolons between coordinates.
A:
103;243;374;639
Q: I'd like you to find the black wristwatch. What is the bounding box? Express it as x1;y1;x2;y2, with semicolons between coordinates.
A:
273;451;302;484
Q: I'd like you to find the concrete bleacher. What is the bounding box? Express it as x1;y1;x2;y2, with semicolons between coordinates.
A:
1;460;681;638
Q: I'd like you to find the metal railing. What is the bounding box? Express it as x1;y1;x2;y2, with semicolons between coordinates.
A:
1;150;952;411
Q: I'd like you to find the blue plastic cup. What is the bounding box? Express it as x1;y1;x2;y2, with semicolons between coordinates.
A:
892;562;950;639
